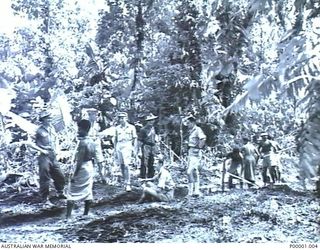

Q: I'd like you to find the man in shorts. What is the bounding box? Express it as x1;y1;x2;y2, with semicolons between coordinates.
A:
114;112;137;191
186;116;206;196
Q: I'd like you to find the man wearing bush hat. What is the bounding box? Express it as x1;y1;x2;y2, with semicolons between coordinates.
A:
138;113;158;179
114;112;138;191
32;110;66;205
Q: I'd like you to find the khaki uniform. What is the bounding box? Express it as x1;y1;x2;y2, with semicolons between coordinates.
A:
187;126;206;176
187;125;206;195
36;124;65;201
139;124;158;178
114;123;137;185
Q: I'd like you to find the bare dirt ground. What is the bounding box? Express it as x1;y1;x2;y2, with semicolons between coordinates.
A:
0;168;319;243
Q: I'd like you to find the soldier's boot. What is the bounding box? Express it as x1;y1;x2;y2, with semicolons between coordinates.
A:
84;200;91;215
66;201;74;219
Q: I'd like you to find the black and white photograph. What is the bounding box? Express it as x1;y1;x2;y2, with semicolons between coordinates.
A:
0;0;319;245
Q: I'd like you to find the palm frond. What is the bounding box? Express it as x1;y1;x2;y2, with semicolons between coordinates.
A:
49;90;73;132
6;111;38;137
222;91;249;116
222;74;271;115
0;88;16;114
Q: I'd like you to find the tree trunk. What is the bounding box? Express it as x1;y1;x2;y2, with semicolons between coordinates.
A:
130;1;145;109
41;3;53;78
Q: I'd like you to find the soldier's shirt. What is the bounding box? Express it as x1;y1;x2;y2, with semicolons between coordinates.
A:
115;123;137;144
35;124;57;151
140;125;156;146
188;125;206;148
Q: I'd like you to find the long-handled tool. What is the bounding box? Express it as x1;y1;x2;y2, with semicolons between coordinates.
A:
159;140;188;166
226;171;261;188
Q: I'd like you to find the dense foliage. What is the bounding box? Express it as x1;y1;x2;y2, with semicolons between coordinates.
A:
0;0;319;191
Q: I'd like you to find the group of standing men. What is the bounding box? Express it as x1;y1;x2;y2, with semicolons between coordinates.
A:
225;132;282;189
111;113;208;201
30;108;281;218
112;112;160;192
29;110;179;217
